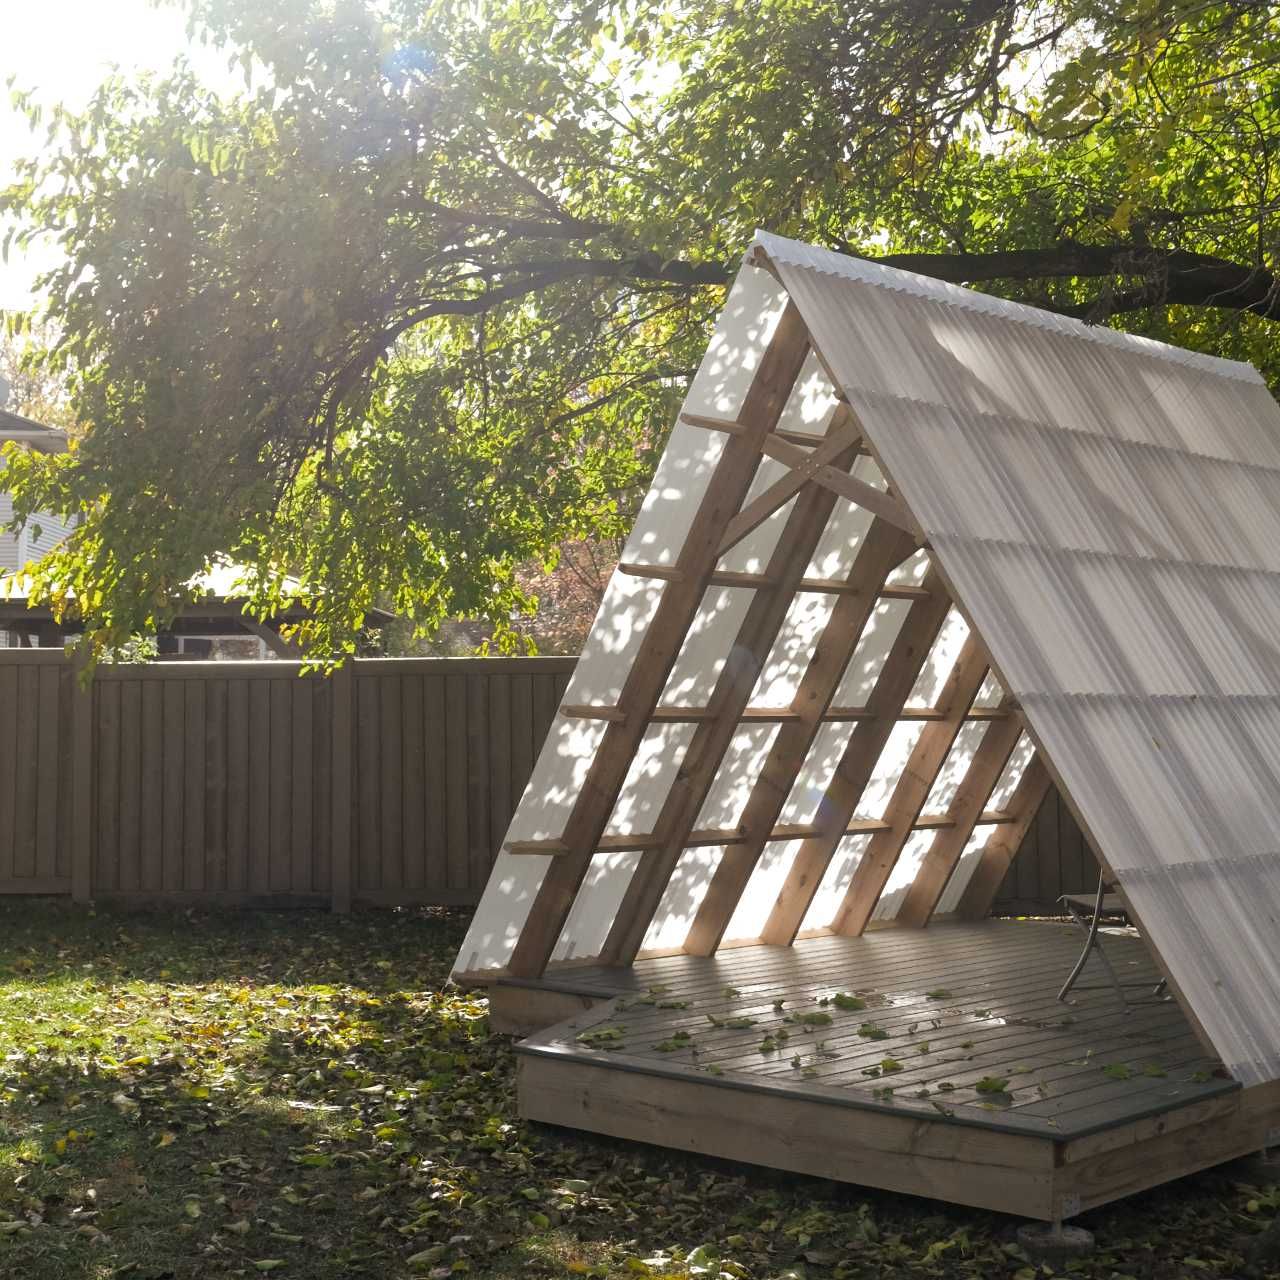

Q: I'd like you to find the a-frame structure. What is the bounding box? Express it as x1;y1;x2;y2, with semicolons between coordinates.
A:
456;233;1280;1221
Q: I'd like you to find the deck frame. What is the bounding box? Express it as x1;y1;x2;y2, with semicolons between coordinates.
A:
502;924;1276;1222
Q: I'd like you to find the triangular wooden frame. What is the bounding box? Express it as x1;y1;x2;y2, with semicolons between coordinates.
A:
471;268;1062;983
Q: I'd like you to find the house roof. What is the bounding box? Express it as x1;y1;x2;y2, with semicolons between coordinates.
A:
0;407;67;452
455;233;1280;1089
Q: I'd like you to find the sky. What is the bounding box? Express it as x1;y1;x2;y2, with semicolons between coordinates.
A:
0;0;229;308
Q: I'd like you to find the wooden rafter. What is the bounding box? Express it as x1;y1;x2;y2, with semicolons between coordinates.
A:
594;439;869;967
758;434;921;539
830;634;992;937
504;301;813;979
953;755;1052;920
758;567;954;946
715;412;864;557
894;701;1025;928
683;519;918;956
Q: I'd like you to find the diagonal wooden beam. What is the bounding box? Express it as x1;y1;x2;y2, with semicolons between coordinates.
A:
893;699;1025;928
758;567;954;946
505;302;812;978
716;413;864;557
758;433;922;539
594;441;869;967
682;520;918;956
952;754;1052;921
829;633;992;937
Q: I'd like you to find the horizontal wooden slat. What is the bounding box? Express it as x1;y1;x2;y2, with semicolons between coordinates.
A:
506;810;1014;856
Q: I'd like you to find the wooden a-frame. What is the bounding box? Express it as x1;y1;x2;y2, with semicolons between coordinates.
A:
487;251;1090;996
457;240;1280;1225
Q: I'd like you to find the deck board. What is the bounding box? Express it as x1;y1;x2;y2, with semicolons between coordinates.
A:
516;921;1232;1140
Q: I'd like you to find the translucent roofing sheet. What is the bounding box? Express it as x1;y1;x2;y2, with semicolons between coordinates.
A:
762;232;1280;1086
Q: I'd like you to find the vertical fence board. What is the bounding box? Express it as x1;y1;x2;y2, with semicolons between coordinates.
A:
248;680;271;894
183;680;205;892
401;675;425;891
423;674;447;895
269;679;292;892
0;666;17;882
36;665;59;879
97;680;120;894
291;680;314;893
204;679;227;890
487;673;512;869
161;681;185;891
226;678;250;892
14;666;40;878
355;674;380;893
119;680;142;893
445;674;469;891
379;674;403;891
141;679;164;891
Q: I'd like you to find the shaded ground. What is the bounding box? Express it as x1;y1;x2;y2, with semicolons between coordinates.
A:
0;902;1274;1279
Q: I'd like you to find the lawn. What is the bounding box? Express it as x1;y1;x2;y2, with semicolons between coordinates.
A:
0;903;1275;1280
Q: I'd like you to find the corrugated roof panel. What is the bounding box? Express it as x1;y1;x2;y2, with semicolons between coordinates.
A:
762;231;1280;1083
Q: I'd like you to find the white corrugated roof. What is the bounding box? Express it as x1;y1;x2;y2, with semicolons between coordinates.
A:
760;231;1280;1086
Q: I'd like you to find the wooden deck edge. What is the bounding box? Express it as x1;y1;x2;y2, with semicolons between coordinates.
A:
1056;1079;1280;1215
518;1052;1059;1220
488;983;606;1037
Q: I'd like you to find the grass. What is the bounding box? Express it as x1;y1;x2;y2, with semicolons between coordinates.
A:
0;901;1275;1279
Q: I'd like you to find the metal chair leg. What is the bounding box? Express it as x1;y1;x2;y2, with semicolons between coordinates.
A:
1057;871;1128;1010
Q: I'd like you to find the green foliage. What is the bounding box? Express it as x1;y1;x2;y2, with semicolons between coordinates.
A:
4;0;1280;660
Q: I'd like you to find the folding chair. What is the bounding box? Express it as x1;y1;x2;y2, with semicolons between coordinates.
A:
1057;871;1168;1009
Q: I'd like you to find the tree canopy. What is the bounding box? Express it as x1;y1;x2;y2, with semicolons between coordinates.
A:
3;0;1278;660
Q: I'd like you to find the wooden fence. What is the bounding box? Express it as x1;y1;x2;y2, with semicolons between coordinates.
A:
0;652;570;907
0;650;1089;910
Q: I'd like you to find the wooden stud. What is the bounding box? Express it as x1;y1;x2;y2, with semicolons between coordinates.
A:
895;702;1025;927
954;754;1051;921
684;520;917;955
759;569;954;945
505;304;813;979
831;634;991;937
596;434;865;967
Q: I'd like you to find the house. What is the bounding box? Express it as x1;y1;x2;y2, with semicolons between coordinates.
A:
0;405;72;587
0;406;393;655
456;232;1280;1226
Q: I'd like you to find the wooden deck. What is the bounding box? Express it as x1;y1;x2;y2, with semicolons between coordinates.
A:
507;922;1280;1221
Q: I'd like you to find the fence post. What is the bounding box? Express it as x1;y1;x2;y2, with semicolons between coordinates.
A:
330;661;354;913
69;652;94;904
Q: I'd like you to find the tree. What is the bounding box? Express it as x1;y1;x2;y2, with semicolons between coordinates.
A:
2;0;1278;661
0;319;77;430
